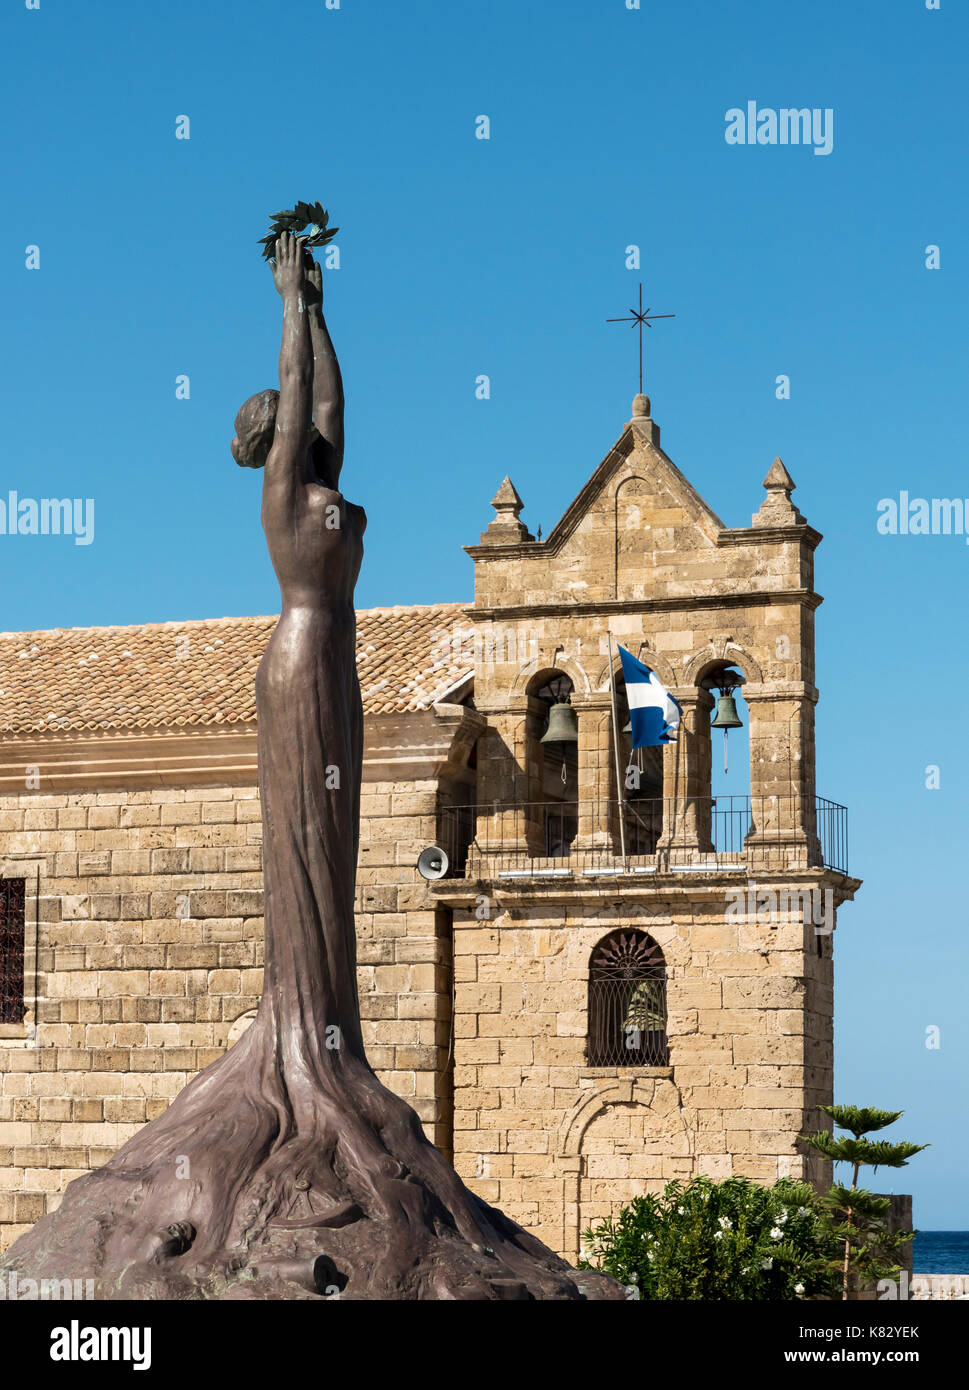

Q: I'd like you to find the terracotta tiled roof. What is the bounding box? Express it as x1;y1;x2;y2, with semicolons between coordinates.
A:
0;604;475;735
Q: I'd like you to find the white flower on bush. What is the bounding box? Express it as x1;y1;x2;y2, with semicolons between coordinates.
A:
647;1251;655;1262
776;1209;788;1224
718;1216;732;1230
770;1226;783;1240
797;1206;809;1217
761;1257;773;1271
714;1231;723;1241
794;1282;805;1295
676;1206;684;1214
629;1272;639;1284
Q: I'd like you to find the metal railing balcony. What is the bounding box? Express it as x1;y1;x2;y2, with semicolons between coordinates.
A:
437;795;848;880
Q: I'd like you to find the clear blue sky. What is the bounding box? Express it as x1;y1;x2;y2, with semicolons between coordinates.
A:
2;0;966;1226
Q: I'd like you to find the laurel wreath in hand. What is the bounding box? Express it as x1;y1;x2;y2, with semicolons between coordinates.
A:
258;201;339;262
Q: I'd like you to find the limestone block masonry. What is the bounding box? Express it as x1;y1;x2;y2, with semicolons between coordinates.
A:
0;396;862;1259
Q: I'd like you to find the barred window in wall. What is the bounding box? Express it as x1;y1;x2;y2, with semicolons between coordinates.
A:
0;878;26;1025
587;929;668;1066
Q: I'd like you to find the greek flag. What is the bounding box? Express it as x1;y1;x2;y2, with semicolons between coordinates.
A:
617;645;682;748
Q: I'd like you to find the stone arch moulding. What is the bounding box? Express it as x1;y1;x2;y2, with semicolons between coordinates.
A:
612;474;653;516
510;653;592;699
556;1076;692;1160
592;644;677;694
226;1008;257;1048
682;639;764;688
611;471;654;499
555;1076;693;1265
612;475;652;599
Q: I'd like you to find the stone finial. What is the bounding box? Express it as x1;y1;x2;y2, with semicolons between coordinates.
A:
752;457;806;528
491;476;524;517
480;476;534;545
630;394;659;447
763;457;795;492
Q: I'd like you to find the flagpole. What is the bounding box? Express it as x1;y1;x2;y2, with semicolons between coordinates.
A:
607;632;628;863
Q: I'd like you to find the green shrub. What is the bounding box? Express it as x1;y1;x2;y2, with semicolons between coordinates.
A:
579;1176;839;1300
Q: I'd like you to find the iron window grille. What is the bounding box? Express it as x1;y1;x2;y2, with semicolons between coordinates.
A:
587;929;668;1066
0;877;26;1025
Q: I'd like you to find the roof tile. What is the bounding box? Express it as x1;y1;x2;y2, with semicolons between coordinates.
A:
0;604;474;736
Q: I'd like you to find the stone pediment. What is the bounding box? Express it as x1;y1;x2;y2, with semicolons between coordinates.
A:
467;398;753;608
542;403;726;559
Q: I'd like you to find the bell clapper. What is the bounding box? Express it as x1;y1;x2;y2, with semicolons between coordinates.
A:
703;669;745;779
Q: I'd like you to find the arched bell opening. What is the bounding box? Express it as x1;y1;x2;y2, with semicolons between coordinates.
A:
525;670;578;857
696;661;751;852
614;671;664;854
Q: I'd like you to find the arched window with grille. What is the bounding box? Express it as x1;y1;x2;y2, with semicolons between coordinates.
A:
587;929;668;1066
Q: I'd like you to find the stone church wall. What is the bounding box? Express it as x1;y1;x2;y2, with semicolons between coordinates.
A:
0;779;451;1253
448;897;835;1265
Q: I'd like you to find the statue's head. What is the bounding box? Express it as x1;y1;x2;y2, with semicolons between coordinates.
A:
232;389;323;469
231;389;280;469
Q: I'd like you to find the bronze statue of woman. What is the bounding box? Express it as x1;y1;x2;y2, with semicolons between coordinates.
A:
0;234;618;1300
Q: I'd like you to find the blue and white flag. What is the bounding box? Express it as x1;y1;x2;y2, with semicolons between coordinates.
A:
617;645;682;748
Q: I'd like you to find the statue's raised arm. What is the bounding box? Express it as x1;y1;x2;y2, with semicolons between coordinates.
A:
303;255;345;489
267;230;316;488
231;232;358;604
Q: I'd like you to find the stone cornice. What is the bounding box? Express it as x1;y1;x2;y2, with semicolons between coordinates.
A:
472;697;529;717
464;541;546;561
433;866;862;908
718;524;823;551
352;705;488;785
465;524;822;564
570;694;613;712
462;589;823;623
0;726;260;793
0;704;488;794
744;681;819;704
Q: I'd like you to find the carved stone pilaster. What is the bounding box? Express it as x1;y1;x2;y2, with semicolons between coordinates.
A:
657;690;714;854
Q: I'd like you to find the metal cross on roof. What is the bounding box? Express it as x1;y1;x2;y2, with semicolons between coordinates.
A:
607;282;675;394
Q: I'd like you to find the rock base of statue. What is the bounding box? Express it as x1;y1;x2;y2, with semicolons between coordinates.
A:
0;1018;620;1300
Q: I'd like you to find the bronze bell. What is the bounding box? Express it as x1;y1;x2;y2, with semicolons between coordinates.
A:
711;694;743;730
541;699;579;744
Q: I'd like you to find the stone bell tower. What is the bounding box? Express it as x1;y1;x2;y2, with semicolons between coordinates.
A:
430;392;861;1263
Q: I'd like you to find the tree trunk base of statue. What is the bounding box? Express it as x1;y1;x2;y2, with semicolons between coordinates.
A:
0;1013;620;1301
